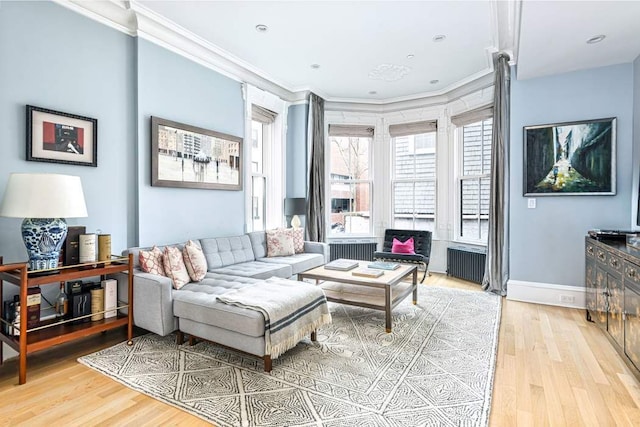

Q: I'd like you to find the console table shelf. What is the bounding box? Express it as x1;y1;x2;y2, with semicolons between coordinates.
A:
0;254;134;384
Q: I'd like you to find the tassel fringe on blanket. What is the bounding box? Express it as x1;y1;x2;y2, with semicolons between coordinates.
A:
216;277;332;359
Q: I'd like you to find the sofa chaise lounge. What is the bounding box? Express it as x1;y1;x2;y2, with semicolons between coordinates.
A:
113;231;329;371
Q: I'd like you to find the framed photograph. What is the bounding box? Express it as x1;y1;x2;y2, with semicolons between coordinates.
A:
26;105;97;167
523;117;616;196
151;116;242;190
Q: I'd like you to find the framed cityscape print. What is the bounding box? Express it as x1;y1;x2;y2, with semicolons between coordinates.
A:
151;116;243;190
26;105;98;167
523;117;616;196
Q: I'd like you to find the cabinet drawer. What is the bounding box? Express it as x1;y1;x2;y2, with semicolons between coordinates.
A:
586;241;596;258
595;248;608;265
607;252;623;275
625;261;640;286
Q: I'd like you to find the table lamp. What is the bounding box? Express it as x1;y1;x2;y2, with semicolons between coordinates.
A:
0;173;88;271
284;197;306;229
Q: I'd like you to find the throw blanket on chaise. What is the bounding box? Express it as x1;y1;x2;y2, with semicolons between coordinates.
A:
216;277;331;358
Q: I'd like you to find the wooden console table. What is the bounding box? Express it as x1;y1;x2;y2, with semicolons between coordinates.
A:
0;254;134;384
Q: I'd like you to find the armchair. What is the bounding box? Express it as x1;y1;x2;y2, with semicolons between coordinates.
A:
374;229;432;283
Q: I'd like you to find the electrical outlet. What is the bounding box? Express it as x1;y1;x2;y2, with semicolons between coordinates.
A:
559;295;575;303
527;198;536;209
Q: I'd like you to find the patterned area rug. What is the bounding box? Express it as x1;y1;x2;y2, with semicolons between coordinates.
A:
79;286;501;426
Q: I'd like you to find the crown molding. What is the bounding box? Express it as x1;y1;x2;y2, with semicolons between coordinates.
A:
51;0;499;110
53;0;137;35
325;73;494;113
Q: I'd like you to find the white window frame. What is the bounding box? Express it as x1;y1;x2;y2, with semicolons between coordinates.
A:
327;134;374;237
243;84;288;232
454;118;492;245
391;132;437;232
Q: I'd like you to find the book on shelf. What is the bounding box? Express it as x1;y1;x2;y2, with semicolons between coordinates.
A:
351;268;384;278
368;261;400;270
26;287;41;329
324;259;359;271
102;279;117;318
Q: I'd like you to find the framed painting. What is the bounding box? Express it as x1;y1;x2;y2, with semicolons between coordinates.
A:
151;116;243;190
26;105;98;167
523;117;616;196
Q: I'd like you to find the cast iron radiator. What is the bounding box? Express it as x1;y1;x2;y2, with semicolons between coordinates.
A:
446;246;486;284
329;241;377;261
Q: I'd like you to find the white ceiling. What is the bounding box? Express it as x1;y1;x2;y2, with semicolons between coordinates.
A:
127;1;640;103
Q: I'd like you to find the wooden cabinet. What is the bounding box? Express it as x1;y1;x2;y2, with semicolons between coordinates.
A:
585;237;640;376
0;254;134;384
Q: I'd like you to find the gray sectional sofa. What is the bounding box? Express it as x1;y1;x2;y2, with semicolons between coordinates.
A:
115;231;328;339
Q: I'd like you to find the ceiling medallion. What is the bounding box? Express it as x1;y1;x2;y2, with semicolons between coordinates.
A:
368;64;411;82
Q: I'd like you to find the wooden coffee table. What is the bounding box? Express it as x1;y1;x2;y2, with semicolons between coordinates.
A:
297;260;418;333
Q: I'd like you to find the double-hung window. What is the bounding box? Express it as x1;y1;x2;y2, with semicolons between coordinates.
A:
390;120;438;231
328;124;374;235
452;107;493;242
250;104;277;232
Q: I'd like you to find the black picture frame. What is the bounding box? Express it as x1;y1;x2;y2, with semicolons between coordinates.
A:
523;117;616;196
26;105;98;167
151;116;243;190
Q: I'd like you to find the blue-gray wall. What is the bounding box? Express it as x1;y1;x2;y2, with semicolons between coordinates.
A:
510;63;634;287
0;1;136;263
286;103;309;197
136;39;245;246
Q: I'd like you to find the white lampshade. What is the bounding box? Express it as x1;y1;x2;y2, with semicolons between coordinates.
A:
0;173;88;218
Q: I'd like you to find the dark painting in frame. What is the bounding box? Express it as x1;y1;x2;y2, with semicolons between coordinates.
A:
151;116;243;190
523;117;616;196
26;105;98;167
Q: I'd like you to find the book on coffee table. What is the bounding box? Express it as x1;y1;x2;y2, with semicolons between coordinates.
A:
368;261;400;270
324;259;359;271
352;268;384;278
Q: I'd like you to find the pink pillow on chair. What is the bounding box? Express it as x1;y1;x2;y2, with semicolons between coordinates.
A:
392;237;415;254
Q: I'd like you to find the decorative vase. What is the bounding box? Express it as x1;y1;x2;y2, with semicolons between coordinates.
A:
21;218;67;271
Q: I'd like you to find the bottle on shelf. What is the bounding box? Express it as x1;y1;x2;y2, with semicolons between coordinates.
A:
55;283;68;318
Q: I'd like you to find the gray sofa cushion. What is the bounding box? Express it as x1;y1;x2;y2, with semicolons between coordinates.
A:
248;231;267;259
174;288;265;338
200;235;255;269
257;253;325;275
209;261;292;280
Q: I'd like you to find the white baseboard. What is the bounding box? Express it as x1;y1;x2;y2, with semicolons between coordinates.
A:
507;280;586;309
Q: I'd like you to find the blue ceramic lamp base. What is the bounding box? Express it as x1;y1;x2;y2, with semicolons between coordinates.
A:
21;218;68;271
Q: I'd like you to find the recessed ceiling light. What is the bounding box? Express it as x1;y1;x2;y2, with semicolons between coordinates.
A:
430;79;439;84
586;34;606;44
368;91;377;95
310;64;320;69
255;24;268;33
432;35;446;42
406;54;415;60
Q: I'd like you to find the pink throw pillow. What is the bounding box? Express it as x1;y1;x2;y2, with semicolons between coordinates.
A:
162;246;191;289
392;237;415;254
266;229;295;257
287;228;304;254
139;246;166;276
183;240;207;282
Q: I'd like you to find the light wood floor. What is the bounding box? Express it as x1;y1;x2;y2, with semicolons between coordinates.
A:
1;274;639;426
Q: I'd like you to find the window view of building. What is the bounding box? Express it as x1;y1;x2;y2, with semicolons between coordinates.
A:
251;120;266;231
329;128;372;235
459;117;492;241
391;128;437;231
